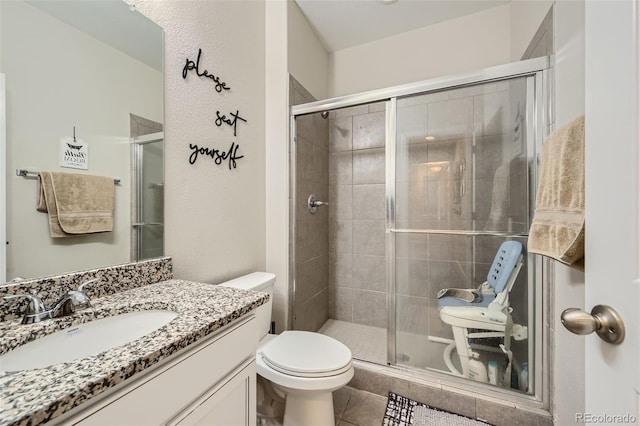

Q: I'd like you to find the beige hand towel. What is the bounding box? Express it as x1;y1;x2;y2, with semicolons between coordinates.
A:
37;171;114;238
37;172;65;237
528;114;585;269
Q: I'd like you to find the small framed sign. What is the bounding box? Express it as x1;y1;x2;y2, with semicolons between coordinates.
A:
60;137;89;170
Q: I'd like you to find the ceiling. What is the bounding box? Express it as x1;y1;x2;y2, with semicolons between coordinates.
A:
294;0;509;52
26;0;508;69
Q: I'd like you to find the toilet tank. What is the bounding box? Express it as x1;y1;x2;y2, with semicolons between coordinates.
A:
219;272;275;339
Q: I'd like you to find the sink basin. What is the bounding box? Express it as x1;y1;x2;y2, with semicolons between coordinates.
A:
0;310;177;372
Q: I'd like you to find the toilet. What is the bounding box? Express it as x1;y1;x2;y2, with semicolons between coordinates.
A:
220;272;354;426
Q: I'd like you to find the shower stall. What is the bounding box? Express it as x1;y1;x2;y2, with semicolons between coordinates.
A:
290;57;549;406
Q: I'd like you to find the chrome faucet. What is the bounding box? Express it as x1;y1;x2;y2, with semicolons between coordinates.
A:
50;277;101;317
4;277;102;324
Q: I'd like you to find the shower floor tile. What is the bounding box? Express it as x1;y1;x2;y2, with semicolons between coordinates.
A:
318;319;386;364
319;319;452;373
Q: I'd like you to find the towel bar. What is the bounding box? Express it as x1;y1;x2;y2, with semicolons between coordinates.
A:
16;169;120;185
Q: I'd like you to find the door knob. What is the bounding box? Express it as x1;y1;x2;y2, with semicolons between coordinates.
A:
561;305;625;344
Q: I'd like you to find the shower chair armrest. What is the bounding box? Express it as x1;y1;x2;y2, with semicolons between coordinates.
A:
436;288;482;303
436;281;497;304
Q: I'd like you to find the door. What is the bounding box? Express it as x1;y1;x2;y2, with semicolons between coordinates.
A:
583;1;639;421
173;362;256;426
392;76;539;394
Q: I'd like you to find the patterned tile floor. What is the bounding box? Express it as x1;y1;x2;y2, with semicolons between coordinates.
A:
334;386;389;426
258;383;387;426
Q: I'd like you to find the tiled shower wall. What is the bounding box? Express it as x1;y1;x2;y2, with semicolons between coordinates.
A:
290;76;330;332
328;103;388;329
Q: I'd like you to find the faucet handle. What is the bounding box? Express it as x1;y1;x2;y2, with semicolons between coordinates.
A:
67;276;102;312
4;292;47;313
3;292;52;324
77;277;102;293
64;291;92;313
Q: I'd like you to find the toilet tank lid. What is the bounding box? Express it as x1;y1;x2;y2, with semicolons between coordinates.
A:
218;272;276;291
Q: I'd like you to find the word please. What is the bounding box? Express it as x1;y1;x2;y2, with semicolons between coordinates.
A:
182;48;230;93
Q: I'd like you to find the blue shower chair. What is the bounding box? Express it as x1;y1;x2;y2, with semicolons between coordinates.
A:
437;240;527;381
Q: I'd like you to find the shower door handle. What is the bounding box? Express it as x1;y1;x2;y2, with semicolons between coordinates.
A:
561;305;625;344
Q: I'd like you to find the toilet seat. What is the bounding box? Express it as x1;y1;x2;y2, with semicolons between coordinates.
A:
258;331;352;378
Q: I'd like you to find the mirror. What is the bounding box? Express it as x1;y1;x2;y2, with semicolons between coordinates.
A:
0;0;164;283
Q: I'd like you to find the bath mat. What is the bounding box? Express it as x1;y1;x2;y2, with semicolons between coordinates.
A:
382;392;490;426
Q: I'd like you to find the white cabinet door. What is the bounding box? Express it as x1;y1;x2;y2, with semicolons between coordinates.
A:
173;360;256;426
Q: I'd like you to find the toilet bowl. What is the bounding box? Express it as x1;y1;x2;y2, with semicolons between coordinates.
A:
258;331;353;425
220;272;354;426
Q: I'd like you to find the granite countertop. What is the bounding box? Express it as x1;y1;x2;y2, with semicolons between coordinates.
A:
0;279;269;426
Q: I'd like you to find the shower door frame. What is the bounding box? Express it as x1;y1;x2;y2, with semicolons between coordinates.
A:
290;56;550;409
0;74;6;284
132;131;164;262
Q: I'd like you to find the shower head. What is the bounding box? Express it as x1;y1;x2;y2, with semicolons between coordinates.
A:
321;111;329;119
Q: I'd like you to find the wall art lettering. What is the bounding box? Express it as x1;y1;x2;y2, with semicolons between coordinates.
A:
183;48;248;171
215;110;247;137
189;142;244;170
182;48;230;93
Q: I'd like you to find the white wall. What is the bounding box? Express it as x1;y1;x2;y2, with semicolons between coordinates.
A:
510;0;554;61
552;2;586;423
263;0;331;331
266;0;290;333
509;2;586;421
329;4;511;97
133;0;266;284
287;0;329;100
0;1;162;280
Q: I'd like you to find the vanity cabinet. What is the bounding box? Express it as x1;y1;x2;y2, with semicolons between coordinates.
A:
58;315;257;426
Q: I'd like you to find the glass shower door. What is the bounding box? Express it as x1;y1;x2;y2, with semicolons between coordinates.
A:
133;132;164;261
392;77;537;393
